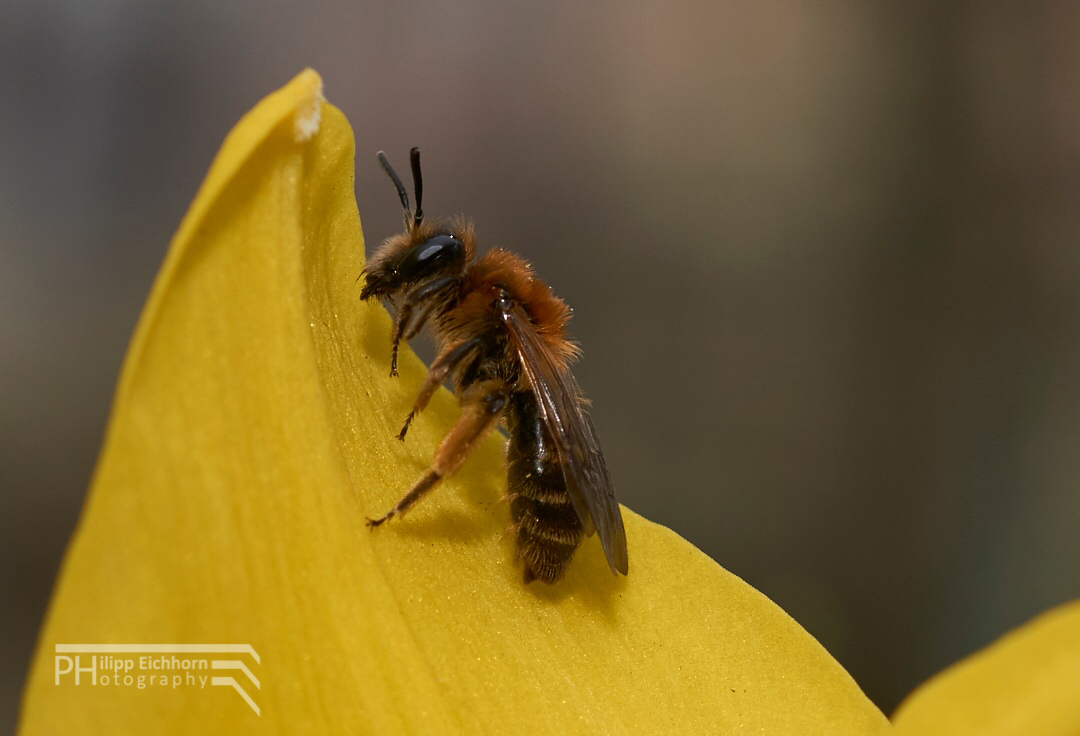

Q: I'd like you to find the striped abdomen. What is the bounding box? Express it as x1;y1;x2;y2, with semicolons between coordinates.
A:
506;391;584;584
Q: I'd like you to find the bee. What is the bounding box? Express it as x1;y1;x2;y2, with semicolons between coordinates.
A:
361;148;628;584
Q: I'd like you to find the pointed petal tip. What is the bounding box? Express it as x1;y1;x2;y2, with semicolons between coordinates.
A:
291;69;325;142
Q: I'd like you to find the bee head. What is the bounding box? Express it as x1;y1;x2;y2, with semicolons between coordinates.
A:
361;148;474;301
360;229;466;300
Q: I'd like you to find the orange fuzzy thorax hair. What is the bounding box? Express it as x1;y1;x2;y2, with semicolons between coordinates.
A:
451;248;581;369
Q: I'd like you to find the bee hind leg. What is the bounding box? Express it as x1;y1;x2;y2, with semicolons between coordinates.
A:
367;378;509;528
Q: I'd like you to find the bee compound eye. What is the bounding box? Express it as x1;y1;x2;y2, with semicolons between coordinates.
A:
414;235;461;264
396;234;465;281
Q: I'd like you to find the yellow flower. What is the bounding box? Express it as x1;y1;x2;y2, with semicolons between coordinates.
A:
892;601;1080;735
18;70;1080;735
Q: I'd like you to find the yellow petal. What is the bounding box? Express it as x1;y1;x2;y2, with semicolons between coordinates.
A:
19;70;888;734
892;600;1080;735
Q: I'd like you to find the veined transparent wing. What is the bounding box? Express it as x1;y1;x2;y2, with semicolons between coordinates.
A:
502;306;629;576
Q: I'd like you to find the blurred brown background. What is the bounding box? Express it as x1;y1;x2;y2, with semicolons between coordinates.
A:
3;0;1080;727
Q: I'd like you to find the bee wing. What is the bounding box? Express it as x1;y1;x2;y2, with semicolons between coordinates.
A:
503;308;629;576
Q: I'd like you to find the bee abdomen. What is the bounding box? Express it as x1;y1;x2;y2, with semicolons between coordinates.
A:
513;494;582;545
509;493;584;584
506;391;585;584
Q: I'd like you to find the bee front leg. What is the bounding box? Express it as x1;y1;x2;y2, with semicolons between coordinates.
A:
388;308;411;378
388;275;461;377
367;379;509;528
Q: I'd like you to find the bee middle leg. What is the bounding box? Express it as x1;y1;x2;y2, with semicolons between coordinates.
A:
367;378;508;528
396;337;481;441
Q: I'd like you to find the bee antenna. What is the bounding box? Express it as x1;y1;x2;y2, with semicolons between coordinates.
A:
410;147;424;229
377;151;412;221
